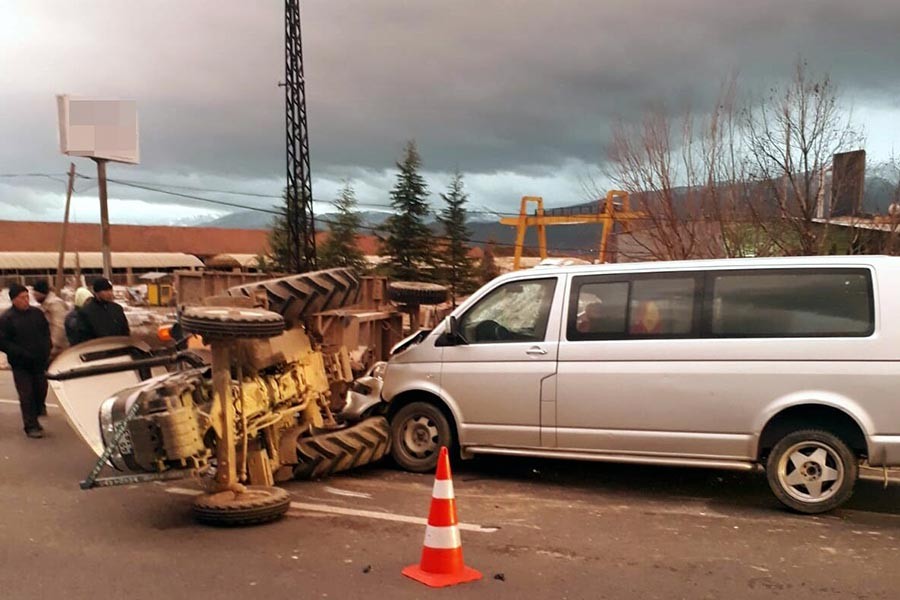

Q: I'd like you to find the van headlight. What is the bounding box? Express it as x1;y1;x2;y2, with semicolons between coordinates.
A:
370;361;387;380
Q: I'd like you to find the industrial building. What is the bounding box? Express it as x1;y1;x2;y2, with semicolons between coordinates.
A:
0;220;269;285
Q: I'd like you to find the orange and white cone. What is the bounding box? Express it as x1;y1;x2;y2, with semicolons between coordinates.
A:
402;446;482;588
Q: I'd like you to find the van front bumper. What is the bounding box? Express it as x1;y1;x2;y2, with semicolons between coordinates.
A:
340;362;387;421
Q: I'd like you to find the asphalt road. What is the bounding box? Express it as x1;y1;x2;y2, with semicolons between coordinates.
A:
3;372;900;599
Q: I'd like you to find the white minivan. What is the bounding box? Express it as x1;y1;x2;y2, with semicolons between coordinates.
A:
346;256;900;513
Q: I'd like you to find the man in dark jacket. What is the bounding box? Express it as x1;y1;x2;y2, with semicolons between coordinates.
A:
77;277;130;341
0;284;51;438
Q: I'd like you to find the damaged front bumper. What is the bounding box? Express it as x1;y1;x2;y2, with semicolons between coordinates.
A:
340;361;387;420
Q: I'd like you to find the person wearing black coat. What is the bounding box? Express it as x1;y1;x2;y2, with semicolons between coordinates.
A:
0;284;51;437
76;278;130;341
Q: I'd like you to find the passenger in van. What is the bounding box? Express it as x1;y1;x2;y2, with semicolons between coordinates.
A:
630;301;662;335
575;301;604;333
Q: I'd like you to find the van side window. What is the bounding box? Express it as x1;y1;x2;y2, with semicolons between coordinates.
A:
710;269;874;337
630;278;696;335
572;282;628;336
460;278;557;344
568;275;698;340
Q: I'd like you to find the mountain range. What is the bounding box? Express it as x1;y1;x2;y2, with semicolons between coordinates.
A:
200;176;899;256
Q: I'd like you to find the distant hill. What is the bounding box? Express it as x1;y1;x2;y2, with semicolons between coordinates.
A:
200;176;897;258
204;211;275;229
203;210;393;230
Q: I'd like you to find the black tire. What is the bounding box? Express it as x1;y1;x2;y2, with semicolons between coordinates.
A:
227;268;361;328
181;307;285;339
192;486;291;526
292;417;391;480
765;429;857;514
390;402;453;472
388;281;449;306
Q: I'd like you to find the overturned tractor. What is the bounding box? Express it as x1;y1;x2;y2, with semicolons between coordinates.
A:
48;268;402;525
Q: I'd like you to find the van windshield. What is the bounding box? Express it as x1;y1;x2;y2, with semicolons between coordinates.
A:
460;278;557;343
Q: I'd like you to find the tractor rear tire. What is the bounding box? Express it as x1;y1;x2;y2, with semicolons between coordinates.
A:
192;486;291;526
181;307;285;340
292;417;391;480
227;268;361;328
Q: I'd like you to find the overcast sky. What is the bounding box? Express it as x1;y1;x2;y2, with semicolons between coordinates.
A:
2;1;899;226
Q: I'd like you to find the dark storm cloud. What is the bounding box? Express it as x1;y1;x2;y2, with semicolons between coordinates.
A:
1;0;900;219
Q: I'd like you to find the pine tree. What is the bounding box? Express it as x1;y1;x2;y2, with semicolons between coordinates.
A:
437;171;475;305
381;140;436;280
319;182;367;272
477;240;501;284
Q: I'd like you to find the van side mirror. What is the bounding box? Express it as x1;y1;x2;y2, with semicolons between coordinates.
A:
442;315;468;346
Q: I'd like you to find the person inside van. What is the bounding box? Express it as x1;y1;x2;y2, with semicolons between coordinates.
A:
576;300;604;333
630;300;662;335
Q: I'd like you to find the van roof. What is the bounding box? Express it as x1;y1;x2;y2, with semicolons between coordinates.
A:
502;254;900;281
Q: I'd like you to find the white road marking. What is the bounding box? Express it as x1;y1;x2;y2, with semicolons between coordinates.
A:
166;486;498;533
324;486;372;499
0;399;59;408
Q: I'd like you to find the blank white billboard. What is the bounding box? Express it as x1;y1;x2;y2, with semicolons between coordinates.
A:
57;94;140;164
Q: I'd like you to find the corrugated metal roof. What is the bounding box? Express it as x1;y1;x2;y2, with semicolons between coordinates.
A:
0;221;270;256
0;252;203;270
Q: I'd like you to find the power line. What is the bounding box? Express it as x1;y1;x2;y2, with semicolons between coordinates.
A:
6;171;536;217
105;177;283;216
101;176;600;254
76;175;283;199
1;171;604;253
0;172;70;186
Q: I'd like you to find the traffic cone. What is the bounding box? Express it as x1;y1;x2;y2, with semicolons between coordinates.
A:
402;446;482;588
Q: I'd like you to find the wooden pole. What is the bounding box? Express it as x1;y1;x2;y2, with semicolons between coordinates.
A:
55;163;77;291
94;158;112;280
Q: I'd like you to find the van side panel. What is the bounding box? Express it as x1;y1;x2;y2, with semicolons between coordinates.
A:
554;262;900;465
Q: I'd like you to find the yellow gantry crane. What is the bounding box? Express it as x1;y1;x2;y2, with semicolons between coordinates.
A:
500;190;646;269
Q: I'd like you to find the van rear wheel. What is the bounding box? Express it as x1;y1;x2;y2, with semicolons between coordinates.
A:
391;402;453;473
766;429;857;514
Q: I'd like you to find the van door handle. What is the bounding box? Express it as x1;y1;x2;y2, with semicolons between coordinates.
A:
526;346;547;356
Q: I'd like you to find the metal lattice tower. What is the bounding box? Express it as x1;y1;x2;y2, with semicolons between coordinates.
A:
283;0;316;272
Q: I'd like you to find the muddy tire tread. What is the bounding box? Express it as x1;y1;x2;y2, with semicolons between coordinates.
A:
292;417;390;480
227;268;361;327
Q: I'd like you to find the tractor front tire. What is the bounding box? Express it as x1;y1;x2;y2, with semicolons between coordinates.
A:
192;486;291;526
387;282;449;306
181;306;285;340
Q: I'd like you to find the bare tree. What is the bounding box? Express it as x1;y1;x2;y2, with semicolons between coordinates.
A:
608;79;762;260
871;155;900;255
744;59;864;255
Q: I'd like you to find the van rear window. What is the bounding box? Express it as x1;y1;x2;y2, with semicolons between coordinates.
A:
710;269;874;337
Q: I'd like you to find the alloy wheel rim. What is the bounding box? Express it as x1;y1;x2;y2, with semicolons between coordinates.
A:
777;440;844;504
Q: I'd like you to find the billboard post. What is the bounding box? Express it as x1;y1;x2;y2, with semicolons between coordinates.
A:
57;95;139;282
95;158;112;279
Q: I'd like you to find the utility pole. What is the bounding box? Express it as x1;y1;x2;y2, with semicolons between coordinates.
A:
55;163;77;291
283;0;316;272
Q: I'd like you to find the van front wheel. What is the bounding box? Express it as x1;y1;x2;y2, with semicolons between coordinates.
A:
766;429;857;514
391;402;453;473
